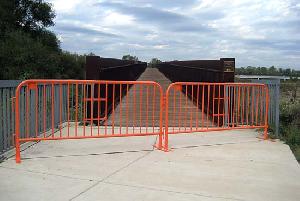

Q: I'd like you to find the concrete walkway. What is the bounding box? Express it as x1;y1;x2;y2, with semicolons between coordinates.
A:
106;68;212;126
1;129;300;201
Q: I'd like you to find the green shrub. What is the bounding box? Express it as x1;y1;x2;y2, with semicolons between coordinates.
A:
292;146;300;161
279;101;300;161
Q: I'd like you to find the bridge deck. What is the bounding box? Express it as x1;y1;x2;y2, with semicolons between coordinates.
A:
106;68;212;127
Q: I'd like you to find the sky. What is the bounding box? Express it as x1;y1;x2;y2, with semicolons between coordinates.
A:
48;0;300;68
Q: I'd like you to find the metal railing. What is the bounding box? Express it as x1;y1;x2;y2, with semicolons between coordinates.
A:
251;79;280;136
14;80;164;163
163;82;269;151
0;80;21;155
2;80;270;163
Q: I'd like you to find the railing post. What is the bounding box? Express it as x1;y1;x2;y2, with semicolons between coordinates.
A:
153;84;164;151
163;88;170;152
15;87;21;163
264;86;269;140
159;94;168;151
274;81;280;137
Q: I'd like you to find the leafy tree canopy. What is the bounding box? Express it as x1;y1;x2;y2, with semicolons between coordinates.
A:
0;0;55;34
235;66;300;77
122;54;139;62
148;58;161;68
0;0;85;80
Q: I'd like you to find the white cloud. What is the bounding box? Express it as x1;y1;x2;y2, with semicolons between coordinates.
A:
49;0;300;68
102;11;135;26
145;33;158;40
49;0;84;13
153;44;169;49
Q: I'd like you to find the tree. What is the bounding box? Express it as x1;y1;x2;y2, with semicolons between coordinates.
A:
0;0;55;34
284;68;291;76
58;51;85;79
269;66;277;75
0;0;62;79
0;30;60;79
148;58;161;68
235;66;300;77
15;0;55;32
87;52;96;56
122;54;139;62
0;0;89;80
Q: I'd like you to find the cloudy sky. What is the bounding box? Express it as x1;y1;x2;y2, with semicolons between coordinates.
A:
48;0;300;68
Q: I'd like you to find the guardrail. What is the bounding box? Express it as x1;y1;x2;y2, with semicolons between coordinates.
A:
164;82;269;151
0;80;66;157
13;79;269;162
14;80;163;163
251;79;280;136
0;80;21;156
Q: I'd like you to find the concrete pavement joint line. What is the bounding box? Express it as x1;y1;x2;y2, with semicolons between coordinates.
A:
0;139;261;163
102;181;246;201
0;165;94;182
171;139;262;150
15;140;260;162
69;136;158;201
18;149;154;161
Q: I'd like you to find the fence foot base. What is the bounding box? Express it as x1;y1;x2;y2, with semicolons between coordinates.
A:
15;157;21;164
153;144;162;150
257;135;269;140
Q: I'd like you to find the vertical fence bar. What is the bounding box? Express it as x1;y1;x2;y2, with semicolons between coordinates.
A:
67;83;70;137
119;84;122;134
133;84;136;134
59;84;62;137
126;84;129;134
207;85;210;129
112;84;115;134
152;85;155;133
196;84;199;129
90;84;94;136
185;85;188;131
97;83;101;135
190;85;193;131
51;84;54;137
173;87;176;132
83;83;86;136
217;84;220;127
105;83;108;135
146;85;149;133
139;84;142;133
201;85;204;129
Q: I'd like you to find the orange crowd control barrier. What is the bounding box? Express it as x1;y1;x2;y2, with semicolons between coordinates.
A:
164;82;269;151
14;80;163;163
14;80;269;163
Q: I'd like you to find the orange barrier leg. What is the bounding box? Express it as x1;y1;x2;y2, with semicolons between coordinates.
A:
15;137;21;163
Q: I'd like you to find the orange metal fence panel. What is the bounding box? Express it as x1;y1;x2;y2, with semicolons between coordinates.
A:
15;80;164;163
14;80;269;162
164;82;269;151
